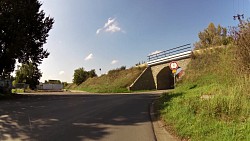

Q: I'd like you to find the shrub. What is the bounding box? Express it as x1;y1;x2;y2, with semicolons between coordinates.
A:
233;21;250;74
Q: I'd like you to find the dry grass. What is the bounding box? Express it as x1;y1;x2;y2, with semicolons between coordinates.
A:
68;66;146;93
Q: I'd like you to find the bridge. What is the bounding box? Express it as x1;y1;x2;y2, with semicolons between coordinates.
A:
129;44;192;91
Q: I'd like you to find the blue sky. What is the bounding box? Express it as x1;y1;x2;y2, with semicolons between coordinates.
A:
39;0;250;82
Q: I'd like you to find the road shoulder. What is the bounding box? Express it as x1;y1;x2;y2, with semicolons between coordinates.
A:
150;101;177;141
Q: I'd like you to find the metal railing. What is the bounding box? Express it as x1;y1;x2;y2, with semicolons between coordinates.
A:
147;44;192;62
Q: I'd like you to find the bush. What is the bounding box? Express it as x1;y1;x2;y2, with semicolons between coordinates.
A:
234;21;250;74
108;66;126;75
157;22;250;140
73;68;97;85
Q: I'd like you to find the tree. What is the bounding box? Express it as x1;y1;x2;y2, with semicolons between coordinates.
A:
73;68;97;85
88;69;97;78
0;0;54;78
232;21;250;73
14;62;42;90
73;68;88;85
194;23;231;49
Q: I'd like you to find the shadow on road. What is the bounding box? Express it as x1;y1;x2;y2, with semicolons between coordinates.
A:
0;94;158;141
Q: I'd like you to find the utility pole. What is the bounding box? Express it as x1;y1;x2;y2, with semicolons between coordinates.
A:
233;14;244;25
99;68;102;75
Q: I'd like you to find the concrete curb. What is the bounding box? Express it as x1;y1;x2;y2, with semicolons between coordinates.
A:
150;102;177;141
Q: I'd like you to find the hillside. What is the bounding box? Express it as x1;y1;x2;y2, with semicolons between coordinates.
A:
157;23;250;140
67;66;146;93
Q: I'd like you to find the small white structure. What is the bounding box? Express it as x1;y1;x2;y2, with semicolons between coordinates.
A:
37;84;63;91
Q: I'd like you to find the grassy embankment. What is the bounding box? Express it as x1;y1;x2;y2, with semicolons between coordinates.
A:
157;45;250;140
67;66;146;93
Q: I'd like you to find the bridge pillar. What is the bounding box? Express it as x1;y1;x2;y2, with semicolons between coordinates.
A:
151;64;168;89
129;67;156;91
150;58;191;90
130;43;192;91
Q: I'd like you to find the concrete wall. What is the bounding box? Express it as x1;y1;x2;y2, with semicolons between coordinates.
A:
37;84;63;90
129;67;156;91
129;58;191;91
150;58;191;89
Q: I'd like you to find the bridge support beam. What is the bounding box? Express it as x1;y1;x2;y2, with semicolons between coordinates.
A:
151;58;191;90
129;67;156;91
129;58;191;91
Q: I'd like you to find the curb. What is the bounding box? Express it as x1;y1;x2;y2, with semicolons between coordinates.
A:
150;102;177;141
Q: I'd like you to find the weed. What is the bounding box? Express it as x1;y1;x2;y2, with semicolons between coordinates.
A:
157;43;250;140
68;66;146;93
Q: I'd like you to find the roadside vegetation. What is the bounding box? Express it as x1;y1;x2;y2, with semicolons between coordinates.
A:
73;68;97;85
13;62;42;90
0;0;54;94
67;66;146;93
157;22;250;140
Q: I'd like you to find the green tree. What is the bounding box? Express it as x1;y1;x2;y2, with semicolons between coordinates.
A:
88;69;97;78
73;68;88;85
194;23;231;49
0;0;54;78
14;62;42;90
62;82;68;88
73;68;97;85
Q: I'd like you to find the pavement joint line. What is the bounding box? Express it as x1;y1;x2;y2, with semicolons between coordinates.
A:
150;101;177;141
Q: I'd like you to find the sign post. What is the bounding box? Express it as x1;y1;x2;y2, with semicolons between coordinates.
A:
169;62;179;87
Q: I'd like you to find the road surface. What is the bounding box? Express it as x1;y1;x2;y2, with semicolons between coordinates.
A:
0;93;158;141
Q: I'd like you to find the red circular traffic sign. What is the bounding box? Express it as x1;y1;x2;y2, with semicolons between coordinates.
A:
169;61;179;70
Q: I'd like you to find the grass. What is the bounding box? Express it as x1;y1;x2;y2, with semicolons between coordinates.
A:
157;45;250;140
11;88;25;93
67;66;146;93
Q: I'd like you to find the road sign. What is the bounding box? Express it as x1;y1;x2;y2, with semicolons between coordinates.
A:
172;69;177;74
169;62;178;70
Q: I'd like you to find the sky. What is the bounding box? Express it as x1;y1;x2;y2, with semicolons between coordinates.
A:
38;0;250;83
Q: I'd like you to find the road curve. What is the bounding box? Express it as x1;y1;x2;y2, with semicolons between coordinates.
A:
0;94;158;141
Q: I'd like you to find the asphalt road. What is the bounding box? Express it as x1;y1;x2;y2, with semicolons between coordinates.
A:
0;93;159;141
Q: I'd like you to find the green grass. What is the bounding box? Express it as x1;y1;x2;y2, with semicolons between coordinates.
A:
11;88;25;93
158;82;250;140
157;46;250;140
67;66;146;93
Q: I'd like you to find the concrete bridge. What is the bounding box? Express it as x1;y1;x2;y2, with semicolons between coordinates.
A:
129;44;192;91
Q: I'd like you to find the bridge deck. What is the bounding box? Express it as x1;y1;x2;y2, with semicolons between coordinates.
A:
147;50;191;66
147;44;192;66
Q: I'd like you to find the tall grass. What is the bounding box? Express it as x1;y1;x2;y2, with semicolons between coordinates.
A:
157;44;250;140
69;66;146;93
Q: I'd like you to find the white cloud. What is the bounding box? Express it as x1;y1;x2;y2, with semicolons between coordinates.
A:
96;28;102;34
104;18;116;28
106;24;121;33
59;71;65;75
96;18;123;34
85;53;93;61
111;60;119;65
149;50;162;56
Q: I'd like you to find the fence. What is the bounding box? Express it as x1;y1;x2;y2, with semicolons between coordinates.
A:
147;44;192;62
